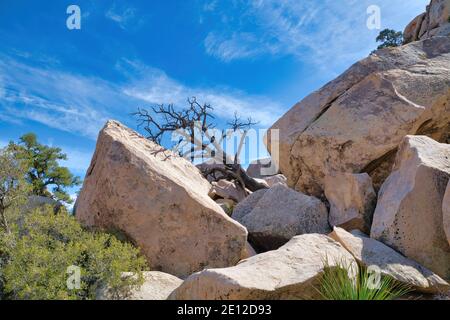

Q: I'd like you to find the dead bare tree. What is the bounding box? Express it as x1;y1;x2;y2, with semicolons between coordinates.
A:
133;97;268;192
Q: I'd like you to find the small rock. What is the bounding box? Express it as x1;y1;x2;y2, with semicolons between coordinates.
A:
324;172;376;233
262;174;288;188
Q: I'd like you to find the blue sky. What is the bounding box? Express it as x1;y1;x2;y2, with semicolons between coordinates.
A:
0;0;429;198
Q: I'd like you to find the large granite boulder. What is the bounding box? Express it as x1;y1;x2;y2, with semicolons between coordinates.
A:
75;120;248;278
169;234;357;300
371;136;450;279
330;227;449;293
97;271;183;300
404;13;427;44
324;172;376;233
404;0;450;43
234;184;330;251
265;36;450;197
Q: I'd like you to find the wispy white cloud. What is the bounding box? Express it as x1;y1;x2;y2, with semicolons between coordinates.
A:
204;32;268;62
0;55;282;142
202;0;429;68
0;56;126;139
105;4;141;30
118;58;283;126
203;0;218;12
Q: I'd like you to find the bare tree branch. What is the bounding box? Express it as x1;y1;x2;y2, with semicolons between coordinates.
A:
133;97;267;192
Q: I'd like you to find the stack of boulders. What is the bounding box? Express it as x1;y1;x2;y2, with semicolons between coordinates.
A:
74;0;450;300
404;0;450;43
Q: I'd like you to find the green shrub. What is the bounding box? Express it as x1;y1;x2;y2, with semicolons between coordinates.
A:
376;29;403;49
0;206;147;300
7;133;81;204
318;261;411;300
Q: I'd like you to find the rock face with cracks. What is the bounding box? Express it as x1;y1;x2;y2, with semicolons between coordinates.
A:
404;0;450;43
265;37;450;197
75;120;248;278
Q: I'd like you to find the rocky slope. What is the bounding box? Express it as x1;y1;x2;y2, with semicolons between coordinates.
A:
75;0;450;300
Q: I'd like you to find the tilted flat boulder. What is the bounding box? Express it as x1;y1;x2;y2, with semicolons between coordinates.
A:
97;271;183;300
443;181;450;245
324;172;376;233
169;234;357;300
234;184;330;251
371;136;450;279
75;120;248;278
265;36;450;197
330;227;449;293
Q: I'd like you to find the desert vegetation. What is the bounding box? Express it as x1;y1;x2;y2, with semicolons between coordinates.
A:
0;135;147;300
318;260;411;300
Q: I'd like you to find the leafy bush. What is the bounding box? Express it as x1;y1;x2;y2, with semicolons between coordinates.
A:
318;261;411;300
0;206;147;300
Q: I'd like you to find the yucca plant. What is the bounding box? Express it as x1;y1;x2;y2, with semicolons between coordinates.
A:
318;260;412;300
